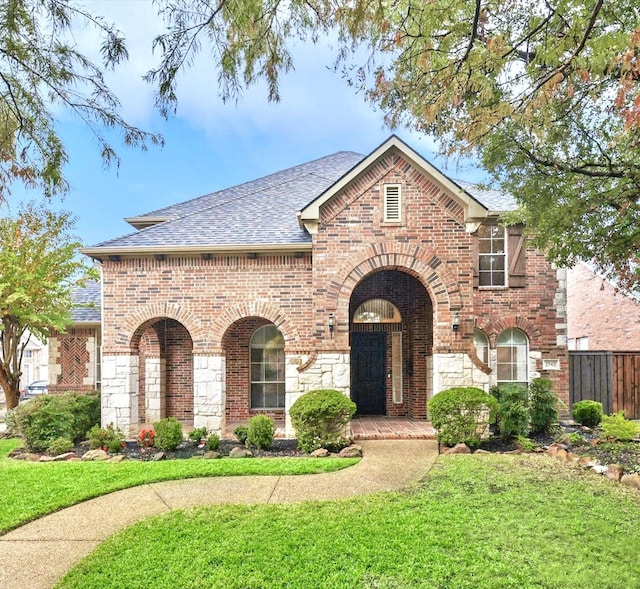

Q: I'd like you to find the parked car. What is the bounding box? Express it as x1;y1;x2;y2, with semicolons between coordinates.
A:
21;380;48;400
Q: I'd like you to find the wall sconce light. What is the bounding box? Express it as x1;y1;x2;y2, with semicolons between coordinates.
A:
452;311;460;332
328;313;335;338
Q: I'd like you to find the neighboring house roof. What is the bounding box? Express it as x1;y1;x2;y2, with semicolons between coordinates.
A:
71;280;101;323
82;136;516;257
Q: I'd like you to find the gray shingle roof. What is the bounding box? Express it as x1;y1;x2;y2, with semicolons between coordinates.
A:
87;143;516;253
92;151;365;249
71;281;101;323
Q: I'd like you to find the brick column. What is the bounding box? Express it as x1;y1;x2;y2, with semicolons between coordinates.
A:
193;354;225;433
101;354;139;436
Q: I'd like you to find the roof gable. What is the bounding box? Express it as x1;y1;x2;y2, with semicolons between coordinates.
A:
299;136;490;228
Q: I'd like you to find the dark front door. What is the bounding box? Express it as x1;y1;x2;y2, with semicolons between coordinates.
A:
351;332;386;415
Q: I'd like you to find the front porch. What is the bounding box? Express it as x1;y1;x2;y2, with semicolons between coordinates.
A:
223;416;436;441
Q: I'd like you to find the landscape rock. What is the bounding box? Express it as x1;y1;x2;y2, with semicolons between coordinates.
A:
442;443;471;455
81;449;109;461
605;464;624;482
621;473;640;490
108;455;126;463
592;464;608;474
39;456;55;462
577;456;599;469
229;447;253;458
153;452;166;461
339;445;362;458
473;449;491;454
52;452;78;462
310;448;330;457
203;451;222;459
566;452;581;464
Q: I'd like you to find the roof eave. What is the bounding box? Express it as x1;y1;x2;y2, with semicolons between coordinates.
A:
81;242;313;259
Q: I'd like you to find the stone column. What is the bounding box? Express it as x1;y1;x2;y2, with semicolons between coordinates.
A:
101;354;139;436
193;354;225;434
144;357;165;423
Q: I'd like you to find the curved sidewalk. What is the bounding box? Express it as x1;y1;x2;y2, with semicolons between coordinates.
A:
0;439;438;589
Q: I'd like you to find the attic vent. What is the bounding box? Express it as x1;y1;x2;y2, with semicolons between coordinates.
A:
384;184;402;222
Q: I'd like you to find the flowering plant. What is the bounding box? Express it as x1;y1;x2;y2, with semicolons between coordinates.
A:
138;428;156;449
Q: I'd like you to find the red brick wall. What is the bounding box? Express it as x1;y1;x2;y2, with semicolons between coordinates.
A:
567;263;640;350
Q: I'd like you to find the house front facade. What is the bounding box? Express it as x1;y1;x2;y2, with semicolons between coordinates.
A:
82;136;569;436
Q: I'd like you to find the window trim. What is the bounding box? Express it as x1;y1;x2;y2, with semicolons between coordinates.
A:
473;329;489;366
496;328;529;386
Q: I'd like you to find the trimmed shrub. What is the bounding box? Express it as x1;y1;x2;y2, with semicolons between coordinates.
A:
572;400;604;428
11;391;100;452
188;427;208;443
206;432;221;451
87;423;125;453
601;411;639;442
153;417;184;451
492;383;530;438
47;437;74;455
529;378;559;435
247;415;275;450
290;389;356;453
233;425;248;445
428;387;498;449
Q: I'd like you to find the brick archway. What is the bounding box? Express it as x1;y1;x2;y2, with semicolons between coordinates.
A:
329;242;463;319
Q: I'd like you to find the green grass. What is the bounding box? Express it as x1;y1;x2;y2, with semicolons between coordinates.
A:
58;454;640;589
0;439;358;534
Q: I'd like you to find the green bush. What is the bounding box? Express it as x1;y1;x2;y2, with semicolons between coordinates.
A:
206;433;221;451
515;435;536;452
529;378;559;434
188;427;208;443
290;389;356;453
247;415;275;450
601;411;639;442
233;425;249;445
572;400;604;428
87;423;125;453
492;383;530;438
47;437;74;455
11;392;100;452
153;417;184;451
427;387;498;449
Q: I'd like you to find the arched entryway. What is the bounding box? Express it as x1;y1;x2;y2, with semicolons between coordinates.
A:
222;317;286;427
133;318;194;427
349;270;433;418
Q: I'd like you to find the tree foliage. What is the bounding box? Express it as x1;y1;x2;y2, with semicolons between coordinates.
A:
0;0;163;199
0;202;95;409
149;0;640;288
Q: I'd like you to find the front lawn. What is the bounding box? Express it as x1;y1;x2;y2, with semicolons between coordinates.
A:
0;439;358;534
58;454;640;589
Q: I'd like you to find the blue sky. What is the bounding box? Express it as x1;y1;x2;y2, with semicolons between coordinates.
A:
10;0;484;247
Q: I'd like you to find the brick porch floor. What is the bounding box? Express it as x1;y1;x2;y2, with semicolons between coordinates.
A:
224;416;436;440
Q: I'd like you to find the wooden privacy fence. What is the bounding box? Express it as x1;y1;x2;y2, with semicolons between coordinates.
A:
569;351;640;419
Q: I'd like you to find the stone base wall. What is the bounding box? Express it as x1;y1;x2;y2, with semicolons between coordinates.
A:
432;353;491;397
284;352;350;437
193;354;225;432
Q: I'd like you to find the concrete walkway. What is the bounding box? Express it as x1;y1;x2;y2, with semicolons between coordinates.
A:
0;440;438;589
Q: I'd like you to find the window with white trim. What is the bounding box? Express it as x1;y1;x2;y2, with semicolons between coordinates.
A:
496;328;528;386
250;325;285;409
478;224;506;287
384;184;402;222
473;329;489;365
353;299;402;323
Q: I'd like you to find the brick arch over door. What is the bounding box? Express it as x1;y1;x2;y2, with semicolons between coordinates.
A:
211;301;301;350
328;242;463;317
115;302;207;353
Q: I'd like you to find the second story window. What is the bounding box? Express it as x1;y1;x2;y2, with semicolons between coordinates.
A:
478;224;506;287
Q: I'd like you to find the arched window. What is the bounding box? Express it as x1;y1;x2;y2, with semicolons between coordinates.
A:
473;329;489;365
250;325;285;409
353;299;402;323
496;328;528;386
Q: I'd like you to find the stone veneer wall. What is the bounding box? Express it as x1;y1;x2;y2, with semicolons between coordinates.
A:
101;355;139;436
